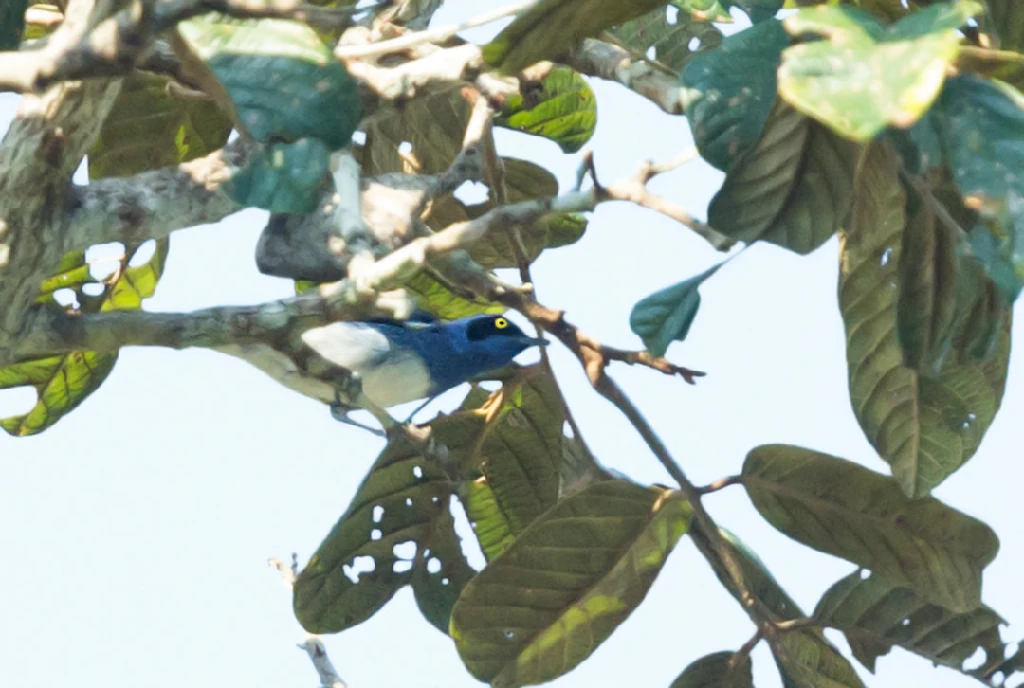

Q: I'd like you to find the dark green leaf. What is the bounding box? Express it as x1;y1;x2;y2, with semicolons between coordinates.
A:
983;0;1024;52
608;8;723;76
629;262;722;358
742;443;1000;612
728;0;783;24
89;73;232;178
670;650;753;688
496;65;596;153
294;433;468;633
815;570;1006;676
715;529;804;620
771;629;866;688
778;3;982;141
840;144;1011;496
227;138;331;212
709;101;862;253
682;19;791;172
439;366;566;561
484;0;672;73
0;0;28;49
411;506;476;634
450;480;692;687
176;14;360;149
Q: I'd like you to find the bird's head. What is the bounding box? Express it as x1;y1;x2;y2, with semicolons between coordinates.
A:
456;314;549;370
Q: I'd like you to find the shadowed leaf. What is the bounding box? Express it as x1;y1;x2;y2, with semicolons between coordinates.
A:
411;506;477;634
742;443;999;612
984;0;1024;52
0;0;28;49
670;650;753;688
450;480;692;687
629;262;722;358
815;570;1006;676
227;138;331;212
840;143;1011;496
772;629;865;688
176;13;359;149
496;65;596;153
708;101;862;254
608;7;723;76
484;0;672;73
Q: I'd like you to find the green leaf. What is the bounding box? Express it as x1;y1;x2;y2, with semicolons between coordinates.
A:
672;0;732;23
293;433;471;634
438;366;566;561
629;262;722;358
496;65;596;153
484;0;672;73
708;101;862;253
226;138;331;212
670;650;754;688
815;570;1006;676
984;0;1024;52
0;0;28;49
427;159;588;268
607;8;723;76
728;0;783;24
778;3;983;141
406;272;505;320
771;629;866;688
450;480;692;687
682;19;791;172
411;506;476;634
715;529;804;620
742;443;1000;612
840;144;1011;496
176;13;360;149
1;241;168;437
88;73;232;178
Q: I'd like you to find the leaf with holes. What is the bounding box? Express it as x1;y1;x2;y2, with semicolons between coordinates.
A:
672;1;732;23
175;14;359;149
608;8;723;76
629;262;722;358
771;629;866;688
450;480;692;687
496;65;596;153
227;138;331;213
840;144;1011;496
729;0;783;24
89;73;232;178
709;101;862;254
682;18;791;172
483;0;674;73
778;3;982;141
1;241;168;436
293;433;467;634
0;0;27;49
670;650;753;688
427;158;588;269
411;505;477;634
742;444;1000;612
438;366;566;561
815;571;1007;676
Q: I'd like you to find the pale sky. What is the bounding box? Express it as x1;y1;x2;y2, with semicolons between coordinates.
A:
1;3;1022;688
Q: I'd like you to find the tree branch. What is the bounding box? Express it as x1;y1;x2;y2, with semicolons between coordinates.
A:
568;38;691;116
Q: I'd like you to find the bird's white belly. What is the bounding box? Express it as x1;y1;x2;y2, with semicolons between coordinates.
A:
356;352;432;407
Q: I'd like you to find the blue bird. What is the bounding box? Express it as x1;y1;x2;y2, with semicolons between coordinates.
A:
297;313;548;425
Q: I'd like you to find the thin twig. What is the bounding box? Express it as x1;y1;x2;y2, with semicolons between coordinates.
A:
697;475;742;495
336;0;540;59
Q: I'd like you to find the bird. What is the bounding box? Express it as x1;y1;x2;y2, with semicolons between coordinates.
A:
218;313;548;431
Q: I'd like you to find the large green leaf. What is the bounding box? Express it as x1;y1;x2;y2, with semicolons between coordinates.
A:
175;13;360;149
840;143;1011;496
771;629;866;688
496;65;596;153
708;101;862;253
226;138;331;212
293;433;474;634
440;366;566;561
450;480;692;687
406;272;505;320
682;19;791;172
0;0;27;49
984;0;1024;52
670;650;753;688
1;241;169;437
88;72;232;178
629;262;722;358
778;3;983;141
728;0;783;23
608;8;723;76
742;444;1000;612
484;0;672;73
815;571;1006;676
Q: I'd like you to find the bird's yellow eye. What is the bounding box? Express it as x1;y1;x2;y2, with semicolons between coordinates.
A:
494;317;509;329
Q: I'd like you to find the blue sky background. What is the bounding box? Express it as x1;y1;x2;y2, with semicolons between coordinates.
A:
2;3;1022;687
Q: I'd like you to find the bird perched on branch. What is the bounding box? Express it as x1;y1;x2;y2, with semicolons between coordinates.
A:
219;313;547;431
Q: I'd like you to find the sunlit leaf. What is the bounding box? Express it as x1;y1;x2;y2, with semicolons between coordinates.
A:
450;480;692;687
496;65;596;153
629;263;722;358
742;443;1000;612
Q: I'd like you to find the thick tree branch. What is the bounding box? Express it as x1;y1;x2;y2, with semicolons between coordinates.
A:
568;38;690;115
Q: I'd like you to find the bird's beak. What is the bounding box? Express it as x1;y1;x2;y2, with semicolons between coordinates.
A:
528;336;550;347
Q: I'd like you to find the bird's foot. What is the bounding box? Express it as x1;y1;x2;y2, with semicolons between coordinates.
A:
329;386;386;437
